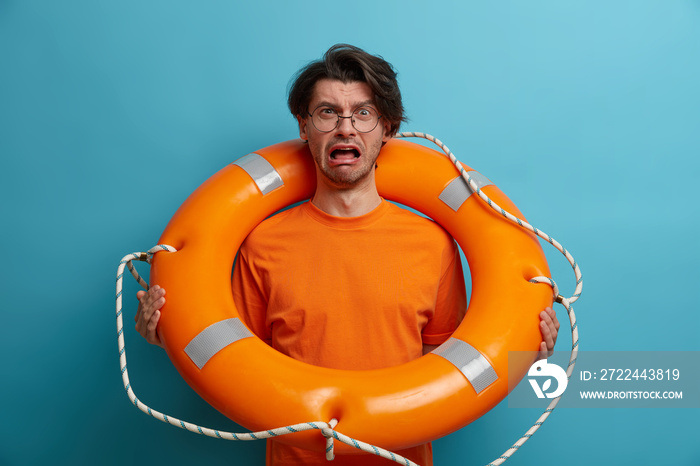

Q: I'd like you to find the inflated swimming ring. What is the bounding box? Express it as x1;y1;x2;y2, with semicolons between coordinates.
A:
150;138;552;454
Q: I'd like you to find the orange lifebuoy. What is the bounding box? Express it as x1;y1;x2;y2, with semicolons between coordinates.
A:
151;138;552;454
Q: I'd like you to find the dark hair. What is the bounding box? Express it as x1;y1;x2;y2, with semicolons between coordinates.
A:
288;44;406;136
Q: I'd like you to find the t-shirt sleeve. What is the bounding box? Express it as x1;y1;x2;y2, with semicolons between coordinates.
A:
232;246;272;345
421;240;467;346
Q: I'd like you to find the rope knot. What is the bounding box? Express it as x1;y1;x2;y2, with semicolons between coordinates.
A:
321;419;339;461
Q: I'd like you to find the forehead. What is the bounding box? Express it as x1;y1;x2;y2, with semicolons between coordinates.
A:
309;79;375;108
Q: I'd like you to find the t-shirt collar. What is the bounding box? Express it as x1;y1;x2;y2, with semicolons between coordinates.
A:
303;199;388;229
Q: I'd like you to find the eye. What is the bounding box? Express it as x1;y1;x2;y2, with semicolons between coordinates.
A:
354;107;374;120
316;107;338;119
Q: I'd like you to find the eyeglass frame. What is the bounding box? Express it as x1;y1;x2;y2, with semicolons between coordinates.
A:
306;105;383;133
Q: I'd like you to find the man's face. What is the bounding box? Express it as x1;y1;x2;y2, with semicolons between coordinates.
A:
297;79;391;188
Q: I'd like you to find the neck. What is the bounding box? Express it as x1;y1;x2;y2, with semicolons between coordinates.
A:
311;173;382;217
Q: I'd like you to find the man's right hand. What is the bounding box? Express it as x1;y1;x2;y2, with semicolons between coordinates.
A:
135;285;165;347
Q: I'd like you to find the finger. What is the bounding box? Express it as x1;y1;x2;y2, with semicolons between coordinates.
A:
540;310;558;341
146;310;162;346
142;298;165;331
545;308;559;345
135;290;147;322
136;289;157;333
550;307;561;331
537;342;548;361
140;286;158;309
540;320;554;352
138;288;165;337
540;308;553;325
546;307;560;330
550;319;558;346
135;307;149;336
143;288;165;320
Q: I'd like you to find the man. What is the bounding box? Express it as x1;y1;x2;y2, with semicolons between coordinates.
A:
136;44;560;465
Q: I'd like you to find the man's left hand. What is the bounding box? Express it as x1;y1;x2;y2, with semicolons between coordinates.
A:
537;306;560;360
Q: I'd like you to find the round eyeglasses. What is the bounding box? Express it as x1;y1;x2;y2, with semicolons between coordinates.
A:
308;105;382;133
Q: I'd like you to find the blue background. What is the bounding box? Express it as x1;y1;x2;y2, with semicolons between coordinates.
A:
2;1;699;465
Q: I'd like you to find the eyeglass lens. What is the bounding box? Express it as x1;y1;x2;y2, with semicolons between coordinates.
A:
311;106;380;133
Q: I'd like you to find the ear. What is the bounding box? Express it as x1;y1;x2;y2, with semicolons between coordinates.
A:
381;119;392;143
297;114;308;141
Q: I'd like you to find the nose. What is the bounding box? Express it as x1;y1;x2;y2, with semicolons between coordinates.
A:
334;115;357;138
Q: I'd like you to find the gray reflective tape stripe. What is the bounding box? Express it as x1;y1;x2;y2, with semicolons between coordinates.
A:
432;338;498;393
233;153;284;195
184;318;254;369
438;171;493;212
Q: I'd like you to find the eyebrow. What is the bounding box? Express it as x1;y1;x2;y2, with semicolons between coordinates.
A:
313;100;376;110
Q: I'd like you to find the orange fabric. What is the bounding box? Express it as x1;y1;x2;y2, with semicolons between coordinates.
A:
232;200;467;465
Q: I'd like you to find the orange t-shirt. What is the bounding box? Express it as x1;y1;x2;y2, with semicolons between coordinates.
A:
232;200;467;465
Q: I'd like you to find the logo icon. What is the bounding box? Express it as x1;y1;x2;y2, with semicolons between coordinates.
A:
528;360;568;399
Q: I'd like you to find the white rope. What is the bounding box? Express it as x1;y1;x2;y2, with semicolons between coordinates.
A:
396;132;581;465
115;133;581;465
114;245;418;466
486;294;578;466
396;131;582;304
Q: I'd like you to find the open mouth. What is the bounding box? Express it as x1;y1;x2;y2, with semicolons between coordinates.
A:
330;148;360;159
